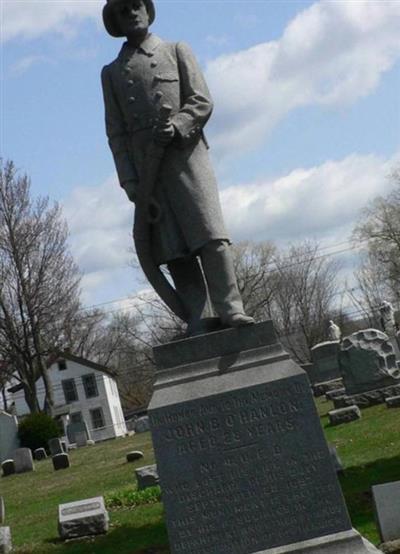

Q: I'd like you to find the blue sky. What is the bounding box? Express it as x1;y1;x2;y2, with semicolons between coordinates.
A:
2;0;400;310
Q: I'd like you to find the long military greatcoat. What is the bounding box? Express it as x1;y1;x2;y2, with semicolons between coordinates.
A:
101;33;229;265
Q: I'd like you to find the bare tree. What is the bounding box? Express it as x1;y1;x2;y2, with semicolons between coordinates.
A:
232;241;276;321
0;160;81;412
271;241;341;363
353;172;400;307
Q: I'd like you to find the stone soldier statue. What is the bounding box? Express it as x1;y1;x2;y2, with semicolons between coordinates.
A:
101;0;254;335
327;320;341;342
379;300;396;335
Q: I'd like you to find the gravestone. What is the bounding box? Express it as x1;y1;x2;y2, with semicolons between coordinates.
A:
134;416;150;433
0;527;11;554
58;496;109;539
61;441;68;453
339;329;400;395
0;497;4;525
372;481;400;543
328;405;361;426
48;438;63;457
66;421;91;444
310;341;341;384
149;321;379;554
0;412;19;464
1;460;15;477
328;444;344;475
126;451;144;463
14;448;34;474
33;448;47;461
52;453;70;471
75;432;88;448
135;465;159;490
386;396;400;408
325;388;346;401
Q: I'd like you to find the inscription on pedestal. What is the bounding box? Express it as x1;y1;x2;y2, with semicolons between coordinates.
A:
150;373;351;554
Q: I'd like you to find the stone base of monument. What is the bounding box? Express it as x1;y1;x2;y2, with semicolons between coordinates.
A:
149;322;380;554
258;529;381;553
333;384;400;409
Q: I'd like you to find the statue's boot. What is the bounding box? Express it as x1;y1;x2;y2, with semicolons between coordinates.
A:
168;256;213;336
200;240;254;327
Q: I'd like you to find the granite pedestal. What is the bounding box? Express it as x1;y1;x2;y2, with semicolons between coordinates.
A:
149;321;381;554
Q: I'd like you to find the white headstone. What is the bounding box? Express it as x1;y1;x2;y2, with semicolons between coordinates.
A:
14;448;34;474
0;527;12;554
58;496;109;539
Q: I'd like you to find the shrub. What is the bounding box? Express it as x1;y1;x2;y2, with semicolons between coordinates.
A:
18;412;62;452
105;486;161;509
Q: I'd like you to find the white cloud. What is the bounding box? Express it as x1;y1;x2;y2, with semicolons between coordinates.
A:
2;0;102;43
63;174;134;276
10;54;53;76
221;152;400;245
206;0;400;156
62;152;399;302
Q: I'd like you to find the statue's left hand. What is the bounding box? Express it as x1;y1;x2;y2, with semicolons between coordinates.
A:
153;120;175;146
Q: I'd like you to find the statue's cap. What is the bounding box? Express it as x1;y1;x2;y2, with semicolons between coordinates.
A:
103;0;156;37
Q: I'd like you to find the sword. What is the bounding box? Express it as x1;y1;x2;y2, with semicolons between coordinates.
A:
133;104;188;322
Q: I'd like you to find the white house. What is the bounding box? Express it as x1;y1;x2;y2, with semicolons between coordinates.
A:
8;352;127;443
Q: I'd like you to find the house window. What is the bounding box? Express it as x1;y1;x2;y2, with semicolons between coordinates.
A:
90;408;105;429
82;374;98;399
62;379;78;403
58;359;67;371
70;412;83;424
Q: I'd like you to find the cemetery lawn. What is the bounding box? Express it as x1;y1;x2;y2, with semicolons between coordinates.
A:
1;402;399;553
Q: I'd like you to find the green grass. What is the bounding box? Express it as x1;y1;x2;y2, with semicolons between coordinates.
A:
1;433;169;553
1;401;399;553
317;397;400;545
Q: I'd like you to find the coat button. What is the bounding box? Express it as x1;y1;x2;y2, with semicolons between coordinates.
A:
127;80;134;86
128;97;136;103
151;61;158;68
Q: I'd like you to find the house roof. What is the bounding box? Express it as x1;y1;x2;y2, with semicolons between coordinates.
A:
48;351;117;379
7;352;117;394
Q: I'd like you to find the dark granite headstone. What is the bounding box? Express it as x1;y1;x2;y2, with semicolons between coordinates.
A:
48;438;63;457
1;460;15;477
66;421;91;444
372;481;400;542
339;329;400;395
134;416;150;433
386;395;400;408
52;453;70;471
33;448;47;461
329;406;361;426
311;341;341;383
149;322;376;554
126;451;144;463
135;465;159;490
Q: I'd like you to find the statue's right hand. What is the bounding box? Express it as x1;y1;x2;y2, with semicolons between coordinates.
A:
122;180;137;203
